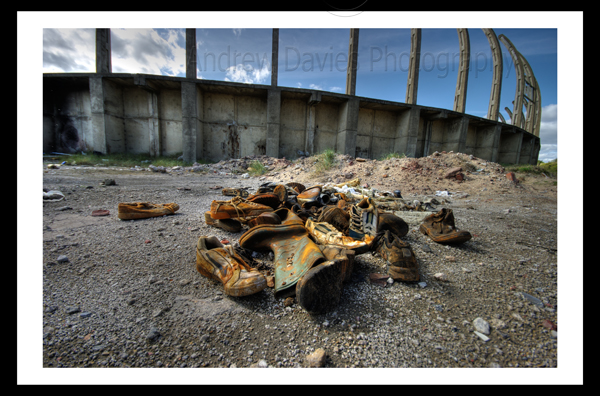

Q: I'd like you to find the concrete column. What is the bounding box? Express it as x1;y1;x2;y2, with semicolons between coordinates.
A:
337;97;359;156
89;76;107;153
181;81;202;162
95;29;111;74
305;92;321;155
476;124;501;163
266;89;281;157
446;116;469;154
394;107;421;157
405;28;421;105
271;29;279;87
453;29;470;113
186;29;197;79
345;29;359;96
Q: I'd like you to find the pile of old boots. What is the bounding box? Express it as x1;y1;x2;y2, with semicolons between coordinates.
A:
196;181;428;315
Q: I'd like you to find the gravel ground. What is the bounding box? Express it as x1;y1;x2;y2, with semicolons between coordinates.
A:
21;153;582;384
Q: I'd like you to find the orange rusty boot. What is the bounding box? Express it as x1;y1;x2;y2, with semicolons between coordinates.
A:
317;205;350;235
377;212;409;239
118;202;179;220
239;208;326;298
373;230;419;281
419;208;472;245
210;196;274;220
196;236;267;297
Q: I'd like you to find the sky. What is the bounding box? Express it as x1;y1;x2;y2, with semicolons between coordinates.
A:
38;18;567;162
20;11;583;385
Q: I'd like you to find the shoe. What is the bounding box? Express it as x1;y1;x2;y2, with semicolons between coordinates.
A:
195;236;267;297
286;182;306;194
210;196;274;220
377;212;409;238
204;211;242;232
245;192;283;210
295;251;352;314
317;205;350;235
373;230;419;281
273;184;288;204
247;212;282;228
118;202;179;220
349;197;378;240
221;188;249;198
305;218;373;254
419;208;472;244
297;186;322;207
239;208;326;298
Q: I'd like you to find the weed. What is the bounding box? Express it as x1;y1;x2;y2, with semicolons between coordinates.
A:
312;148;338;176
379;152;406;161
44;152;204;168
248;160;267;176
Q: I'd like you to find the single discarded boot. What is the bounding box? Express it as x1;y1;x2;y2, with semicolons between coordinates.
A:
317;205;350;235
204;211;242;233
210;196;274;220
195;236;267;297
221;188;249;198
239;208;326;298
419;208;472;245
349;197;378;240
373;230;419;281
305;218;373;254
118;202;179;220
377;212;409;239
295;247;354;314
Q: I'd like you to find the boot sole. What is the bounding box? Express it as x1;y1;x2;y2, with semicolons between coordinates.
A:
296;259;344;314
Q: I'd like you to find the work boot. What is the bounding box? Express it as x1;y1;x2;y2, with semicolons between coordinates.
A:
419;208;472;244
317;205;350;235
305;218;373;254
117;202;179;220
239;208;326;298
195;236;267;297
349;197;378;240
373;230;419;281
204;211;242;233
210;196;274;220
377;212;409;239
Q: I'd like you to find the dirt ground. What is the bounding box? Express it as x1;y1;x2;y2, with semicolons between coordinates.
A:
25;150;582;384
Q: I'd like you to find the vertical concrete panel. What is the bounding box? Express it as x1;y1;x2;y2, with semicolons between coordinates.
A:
266;89;281;158
279;96;305;159
159;89;182;157
314;102;338;154
337;98;358;156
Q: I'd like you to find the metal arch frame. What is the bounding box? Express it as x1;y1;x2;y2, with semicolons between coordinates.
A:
498;34;526;129
482;28;503;122
453;28;470;113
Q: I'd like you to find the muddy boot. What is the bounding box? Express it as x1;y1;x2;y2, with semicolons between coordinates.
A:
210;196;274;220
245;192;283;210
195;236;267;297
373;230;419;281
204;211;242;232
247;212;282;229
377;212;409;238
239;208;326;298
349;197;378;240
419;208;472;245
297;186;322;208
295;255;349;314
118;202;179;220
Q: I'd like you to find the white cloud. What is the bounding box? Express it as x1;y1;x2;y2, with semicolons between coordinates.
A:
539;103;557;145
232;29;242;36
224;61;271;84
43;28;96;72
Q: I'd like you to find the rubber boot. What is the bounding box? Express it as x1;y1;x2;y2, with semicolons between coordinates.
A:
239;208;326;298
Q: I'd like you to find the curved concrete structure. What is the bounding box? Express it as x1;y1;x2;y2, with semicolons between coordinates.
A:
43;28;541;165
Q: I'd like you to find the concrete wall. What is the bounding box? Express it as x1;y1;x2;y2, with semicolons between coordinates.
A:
43;73;539;165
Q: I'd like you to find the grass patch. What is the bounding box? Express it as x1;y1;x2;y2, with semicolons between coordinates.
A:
312;148;338;175
248;160;267;176
504;159;557;178
44;152;204;168
379;152;406;161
